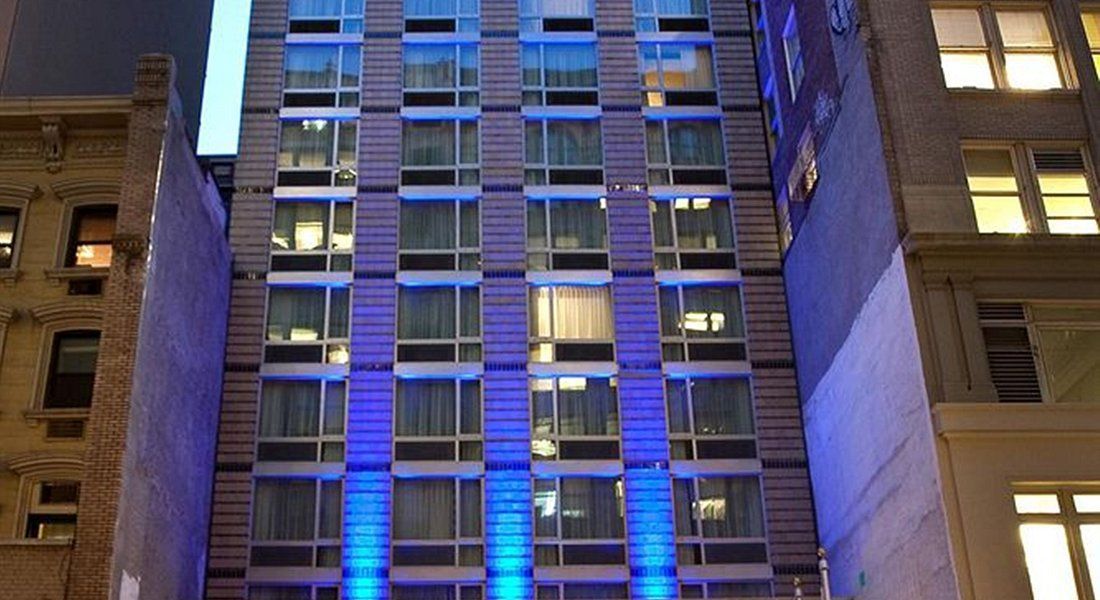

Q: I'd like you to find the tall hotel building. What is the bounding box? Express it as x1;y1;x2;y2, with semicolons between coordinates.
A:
206;0;819;599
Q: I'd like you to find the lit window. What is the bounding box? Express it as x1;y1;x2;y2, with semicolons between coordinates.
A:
534;477;626;566
527;198;608;270
271;201;353;271
392;478;483;566
403;43;479;107
963;148;1028;233
531;376;620;461
666;377;756;460
278;119;358;187
535;584;628;599
646;119;727;186
1082;11;1100;76
673;476;767;566
257;379;346;463
634;0;710;32
265;286;350;364
24;481;79;540
399;199;480;270
781;8;804;100
787;127;818;204
659;284;746;361
288;0;363;33
520;0;595;32
528;285;614;362
931;5;1065;91
283;44;361;108
404;0;479;32
1013;489;1100;600
639;43;718;107
525;119;604;185
44;330;100;409
396;285;481;362
522;43;599;106
651;197;736;270
66;205;117;268
1032;150;1100;234
679;582;774;599
251;478;342;568
249;586;340;600
401;119;480;186
394;378;482;461
0;207;19;269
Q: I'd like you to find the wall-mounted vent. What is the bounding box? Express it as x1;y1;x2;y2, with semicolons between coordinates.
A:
46;419;85;439
978;302;1042;403
1033;150;1086;172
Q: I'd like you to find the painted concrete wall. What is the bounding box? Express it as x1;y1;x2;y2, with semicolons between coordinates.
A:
803;248;958;600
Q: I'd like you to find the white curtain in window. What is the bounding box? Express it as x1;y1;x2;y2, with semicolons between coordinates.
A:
279;121;335;168
552;286;613;339
396;379;456;436
558;378;619;435
402;121;456;166
253;480;316;540
393;479;455;539
691;378;753;435
560;478;623;539
667;120;724;166
260;381;321;437
267;288;326;341
285;45;339;89
698;476;764;538
398;286;456;339
546;121;602;166
400;201;456;250
543;45;597;88
404;45;455;88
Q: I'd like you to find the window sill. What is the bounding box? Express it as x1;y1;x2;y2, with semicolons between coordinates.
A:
23;408;91;425
946;87;1080;99
43;267;109;283
0;538;73;547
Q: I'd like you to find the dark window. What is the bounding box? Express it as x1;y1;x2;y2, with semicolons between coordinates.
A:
44;330;101;409
0;207;18;268
66;205;117;268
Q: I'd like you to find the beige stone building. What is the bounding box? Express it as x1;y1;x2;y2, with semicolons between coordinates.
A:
0;56;231;600
755;0;1100;598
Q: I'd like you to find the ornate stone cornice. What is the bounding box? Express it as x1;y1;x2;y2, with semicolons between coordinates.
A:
49;178;120;203
0;181;42;203
4;451;85;477
29;299;103;325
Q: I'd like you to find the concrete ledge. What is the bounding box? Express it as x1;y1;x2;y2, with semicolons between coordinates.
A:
934;403;1100;437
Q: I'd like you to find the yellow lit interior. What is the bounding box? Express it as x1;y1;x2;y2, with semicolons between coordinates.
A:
1018;523;1081;600
1004;53;1062;90
1074;494;1100;514
295;221;325;250
1080;524;1100;598
972;196;1028;233
940;53;995;89
1014;493;1062;514
1082;12;1100;48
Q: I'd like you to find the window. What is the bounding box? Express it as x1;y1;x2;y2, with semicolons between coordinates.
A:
639;43;717;107
646;119;727;186
401;119;480;186
963;146;1099;234
404;0;479;32
0;207;19;268
781;8;804;100
659;285;746;361
283;44;361;108
666;377;756;460
527;198;608;270
525;119;604;185
522;44;598;106
529;285;615;362
396;285;481;362
978;303;1100;404
535;584;629;600
678;582;773;599
651;197;736;270
398;199;480;270
787;127;819;204
520;0;595;32
249;586;340;600
931;6;1065;90
403;44;479;107
271;201;353;272
257;379;346;462
1013;489;1100;600
392;585;484;600
1083;11;1100;76
534;477;625;566
264;286;350;364
673;476;767;566
394;378;482;461
289;0;363;33
392;478;483;566
66;205;116;268
634;0;710;32
531;377;620;460
44;330;100;409
24;481;79;540
251;478;342;568
278;119;357;187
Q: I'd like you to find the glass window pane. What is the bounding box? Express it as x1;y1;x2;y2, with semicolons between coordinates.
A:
460;286;480;337
253;480;316;540
261;381;321;437
1004;53;1061;90
55;335;100;374
681;286;744;338
280;120;335;167
406;0;456;17
1043;195;1095;218
651;201;674;247
532;378;555;435
972;196;1028;233
690;378;754;435
1018;523;1080;600
557;377;618;435
697;477;764;538
404;45;456;88
523;46;542;86
341;46;361;86
534;479;557;537
675;197;733;249
964;150;1018;191
996;11;1053;47
1075;494;1100;513
528;201;548;248
1083;13;1100;48
285;45;340;89
460;380;481;434
939;52;995;89
1035;327;1100;402
273;203;328;251
396;379;457;436
525;121;545;164
660;44;714;89
640;45;660;87
267;288;326;341
546;121;602;166
550;200;606;249
529;287;553;338
324;381;346;434
337;121;357;165
543;45;597;88
319;480;342;538
329;288;349;338
1013;493;1061;514
672;479;696;536
403;121;456;166
459;201;479;247
393;479;455;539
665;380;690;434
560;478;623;539
1081;524;1100;598
290;0;342;17
460;479;482;537
332;203;353;251
666;120;724;166
459;121;479;164
659;287;681;336
931;9;986;47
398;286;456;339
551;286;613;339
401;201;456;249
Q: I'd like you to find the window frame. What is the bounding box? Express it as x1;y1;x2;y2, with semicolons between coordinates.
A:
403;0;480;33
658;284;748;362
402;42;480;107
22;479;80;540
396;284;483;363
288;0;364;33
530;376;621;461
533;476;628;567
0;204;22;270
248;585;342;600
270;200;355;272
400;118;481;186
633;0;711;32
277;118;359;187
526;197;610;271
256;378;347;463
664;376;757;461
1012;486;1100;600
638;41;719;107
263;285;352;365
282;43;362;108
390;477;484;567
398;198;481;271
249;477;344;569
524;118;605;186
519;0;596;32
781;7;804;101
522;42;600;106
649;196;737;270
645;118;728;186
528;284;616;363
533;583;630;599
672;475;769;567
64;203;117;269
43;329;101;410
393;378;483;462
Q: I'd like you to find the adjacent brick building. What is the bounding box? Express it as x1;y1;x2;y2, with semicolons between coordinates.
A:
0;56;231;599
206;0;820;598
755;0;1100;598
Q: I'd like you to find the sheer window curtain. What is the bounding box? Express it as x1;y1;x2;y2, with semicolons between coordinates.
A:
560;478;623;538
253;480;316;540
400;201;456;250
285;46;339;89
547;121;602;166
681;286;744;338
290;0;343;17
404;45;456;88
667;120;724;166
690;378;754;435
405;0;457;16
674;199;733;249
541;0;592;17
396;379;456;436
655;0;707;16
267;288;326;341
393;479;455;539
543;45;598;88
280;121;334;168
552;286;613;339
402;121;456;166
260;381;321;437
550;200;605;249
398;286;456;339
698;477;764;538
558;378;619;435
273;203;328;251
